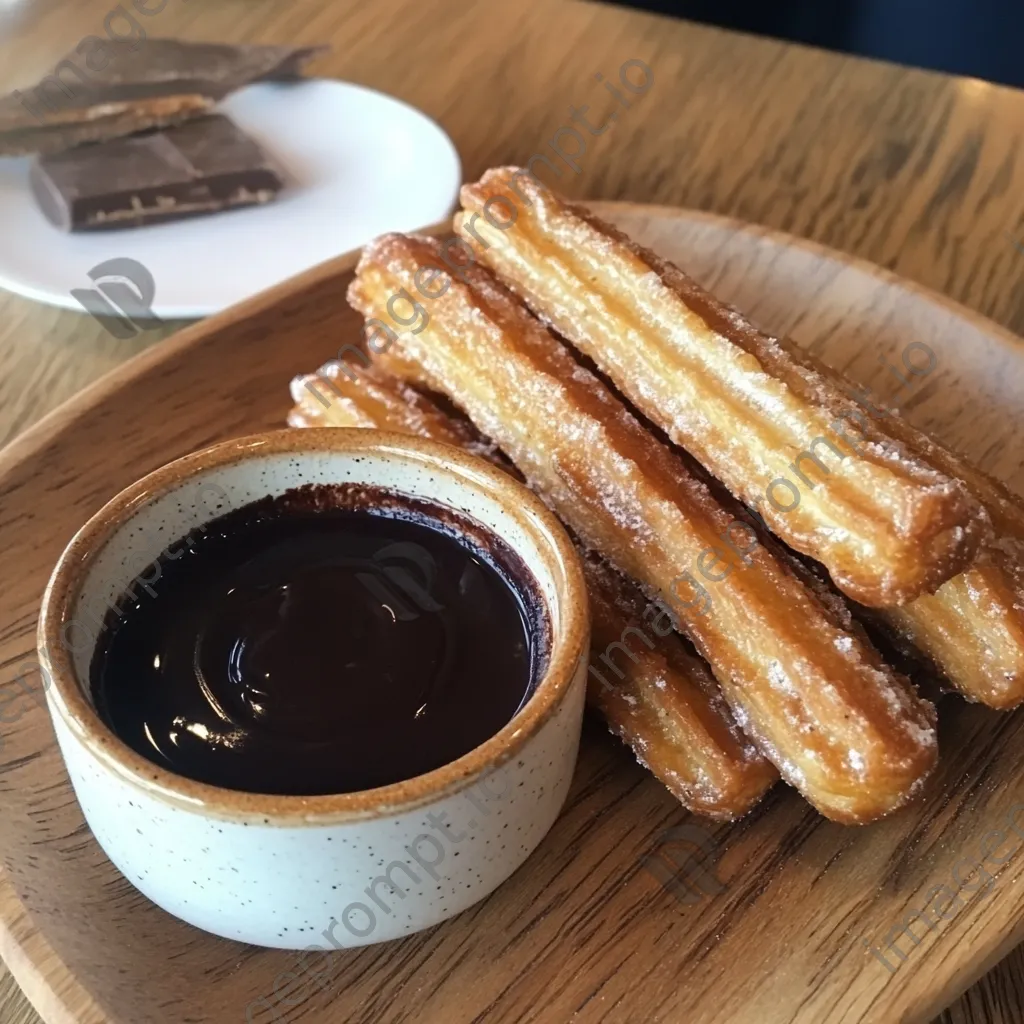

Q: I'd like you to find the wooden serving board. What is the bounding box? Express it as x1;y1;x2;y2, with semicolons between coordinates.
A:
1;202;1023;1024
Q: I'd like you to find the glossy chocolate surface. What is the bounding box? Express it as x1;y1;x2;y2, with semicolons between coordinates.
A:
90;485;547;795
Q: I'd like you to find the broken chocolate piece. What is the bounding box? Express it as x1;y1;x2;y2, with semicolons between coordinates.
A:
0;39;328;156
31;115;284;231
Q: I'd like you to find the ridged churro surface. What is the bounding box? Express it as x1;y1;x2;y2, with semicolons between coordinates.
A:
807;367;1024;707
581;553;776;818
879;560;1024;708
348;233;938;823
455;168;987;608
648;352;1024;709
288;357;777;818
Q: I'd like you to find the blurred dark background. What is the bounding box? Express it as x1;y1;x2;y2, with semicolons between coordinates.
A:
618;0;1024;88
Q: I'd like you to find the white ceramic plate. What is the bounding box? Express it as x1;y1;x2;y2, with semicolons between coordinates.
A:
0;79;461;318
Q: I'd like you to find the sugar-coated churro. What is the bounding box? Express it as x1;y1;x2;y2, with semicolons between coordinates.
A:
581;552;777;819
455;168;988;608
348;233;938;823
289;358;491;455
845;391;1024;544
876;560;1024;708
812;371;1024;707
289;357;777;818
644;355;1024;709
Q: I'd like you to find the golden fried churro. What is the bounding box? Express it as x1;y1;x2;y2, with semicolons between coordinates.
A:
348;233;938;823
289;359;489;454
454;168;987;608
815;376;1024;707
661;355;1024;707
830;378;1024;543
580;554;778;818
877;562;1024;708
289;356;777;818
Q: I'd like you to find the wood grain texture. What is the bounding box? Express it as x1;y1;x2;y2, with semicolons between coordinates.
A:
0;0;1023;1021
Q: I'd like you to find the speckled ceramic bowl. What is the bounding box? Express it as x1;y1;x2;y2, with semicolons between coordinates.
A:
38;428;589;950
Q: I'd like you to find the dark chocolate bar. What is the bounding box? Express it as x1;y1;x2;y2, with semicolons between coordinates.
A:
0;40;327;156
31;115;284;231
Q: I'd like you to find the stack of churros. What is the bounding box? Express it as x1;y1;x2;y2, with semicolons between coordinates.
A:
287;167;1024;824
290;362;778;820
456;168;1024;711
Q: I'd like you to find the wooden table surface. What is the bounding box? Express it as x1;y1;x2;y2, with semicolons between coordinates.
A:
1;0;1023;1021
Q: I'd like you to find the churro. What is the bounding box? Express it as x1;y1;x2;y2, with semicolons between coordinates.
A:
455;168;988;608
639;355;1024;708
348;234;938;823
581;553;777;819
876;562;1024;707
289;358;490;455
817;374;1024;707
289;357;777;818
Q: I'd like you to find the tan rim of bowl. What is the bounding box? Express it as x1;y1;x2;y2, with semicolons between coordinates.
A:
38;428;590;825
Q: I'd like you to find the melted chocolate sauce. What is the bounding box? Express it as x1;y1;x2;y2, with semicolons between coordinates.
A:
90;485;548;795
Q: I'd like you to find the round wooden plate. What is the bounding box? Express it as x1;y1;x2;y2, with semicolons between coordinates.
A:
1;202;1022;1024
